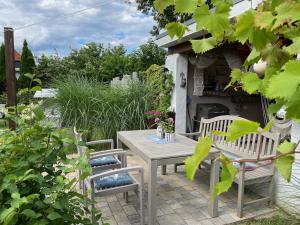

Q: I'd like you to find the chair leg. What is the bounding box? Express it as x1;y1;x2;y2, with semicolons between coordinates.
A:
124;192;129;203
237;164;245;218
90;182;95;223
268;176;275;206
174;164;178;173
139;184;145;225
162;165;167;175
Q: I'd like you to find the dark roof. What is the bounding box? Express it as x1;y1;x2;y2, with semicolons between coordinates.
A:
14;51;21;61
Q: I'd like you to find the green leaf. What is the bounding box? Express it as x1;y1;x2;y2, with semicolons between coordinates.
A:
214;154;237;197
190;37;217;53
235;10;274;50
286;90;300;120
31;86;42;92
244;48;260;67
255;11;275;29
33;78;42;85
22;209;41;219
272;2;300;30
185;137;212;180
165;22;188;39
266;60;300;100
0;208;16;225
193;2;231;38
278;141;295;154
240;72;262;94
276;155;294;182
283;37;300;55
225;69;242;89
268;101;285;114
47;211;62;220
154;0;174;13
262;120;273;132
225;120;260;142
24;73;34;80
175;0;197;13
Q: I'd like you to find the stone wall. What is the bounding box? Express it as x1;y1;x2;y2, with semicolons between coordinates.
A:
110;72;139;87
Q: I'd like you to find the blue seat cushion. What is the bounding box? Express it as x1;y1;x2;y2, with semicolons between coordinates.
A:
89;156;118;167
95;172;133;190
224;152;257;170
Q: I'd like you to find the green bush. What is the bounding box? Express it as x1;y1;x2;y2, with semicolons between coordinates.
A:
52;75;152;141
0;103;99;225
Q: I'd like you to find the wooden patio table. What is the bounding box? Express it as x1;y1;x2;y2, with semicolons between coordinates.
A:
117;129;220;225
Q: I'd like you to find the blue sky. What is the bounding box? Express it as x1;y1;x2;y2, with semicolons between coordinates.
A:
0;0;155;56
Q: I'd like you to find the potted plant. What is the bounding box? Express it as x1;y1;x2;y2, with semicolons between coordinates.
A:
162;117;175;143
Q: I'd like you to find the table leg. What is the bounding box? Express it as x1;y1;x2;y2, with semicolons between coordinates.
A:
208;158;219;217
148;160;157;225
117;135;122;149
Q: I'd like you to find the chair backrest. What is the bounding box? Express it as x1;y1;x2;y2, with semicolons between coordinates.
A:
199;115;280;159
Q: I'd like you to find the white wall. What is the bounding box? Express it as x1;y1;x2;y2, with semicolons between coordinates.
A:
165;54;188;133
275;122;300;214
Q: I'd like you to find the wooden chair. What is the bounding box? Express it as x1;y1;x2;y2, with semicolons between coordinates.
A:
73;127;123;189
179;115;280;217
78;146;145;225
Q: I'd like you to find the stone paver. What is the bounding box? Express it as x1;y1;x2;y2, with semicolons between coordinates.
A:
94;151;277;225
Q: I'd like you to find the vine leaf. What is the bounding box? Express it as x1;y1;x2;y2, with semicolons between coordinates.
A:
266;60;300;100
175;0;197;13
262;120;273;132
154;0;174;13
225;120;260;142
283;37;300;55
235;10;273;50
185;137;212;180
214;154;237;197
225;69;242;89
286;90;300;121
255;11;275;29
240;72;262;94
244;48;260;67
190;37;217;54
165;22;188;39
272;2;300;30
193;2;231;38
275;141;295;182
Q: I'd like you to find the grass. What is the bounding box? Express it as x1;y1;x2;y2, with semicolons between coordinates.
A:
51;75;153;142
241;214;300;225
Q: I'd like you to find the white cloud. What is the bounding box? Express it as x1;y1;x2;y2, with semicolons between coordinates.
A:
0;0;155;56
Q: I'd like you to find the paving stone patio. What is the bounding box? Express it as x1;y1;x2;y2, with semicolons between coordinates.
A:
95;150;277;225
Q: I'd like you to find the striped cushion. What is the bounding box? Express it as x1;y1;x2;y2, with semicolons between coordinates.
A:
89;156;118;167
95;172;133;190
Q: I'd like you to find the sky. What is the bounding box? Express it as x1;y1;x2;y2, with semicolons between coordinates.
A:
0;0;155;57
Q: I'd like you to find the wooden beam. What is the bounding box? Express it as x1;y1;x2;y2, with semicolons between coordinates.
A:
4;27;17;130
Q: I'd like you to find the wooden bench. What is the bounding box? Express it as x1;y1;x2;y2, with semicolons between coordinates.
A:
179;115;280;217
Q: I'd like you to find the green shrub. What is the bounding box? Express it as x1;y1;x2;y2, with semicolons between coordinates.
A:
0;103;99;225
52;75;152;141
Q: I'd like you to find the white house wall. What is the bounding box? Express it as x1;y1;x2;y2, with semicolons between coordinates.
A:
165;54;188;133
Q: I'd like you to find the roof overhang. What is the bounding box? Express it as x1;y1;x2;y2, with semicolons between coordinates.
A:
155;0;263;48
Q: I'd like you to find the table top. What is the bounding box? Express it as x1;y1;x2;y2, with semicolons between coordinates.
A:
117;129;219;161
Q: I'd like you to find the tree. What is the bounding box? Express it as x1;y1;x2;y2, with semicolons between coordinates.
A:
155;0;300;196
128;40;166;72
19;40;35;89
99;45;129;82
134;0;192;35
0;44;5;93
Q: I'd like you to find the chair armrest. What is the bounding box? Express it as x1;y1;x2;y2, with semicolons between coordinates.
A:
89;150;127;160
178;132;201;137
89;166;144;180
86;139;114;149
90;149;123;156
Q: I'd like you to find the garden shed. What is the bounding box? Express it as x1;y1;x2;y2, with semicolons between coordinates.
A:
155;0;300;214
